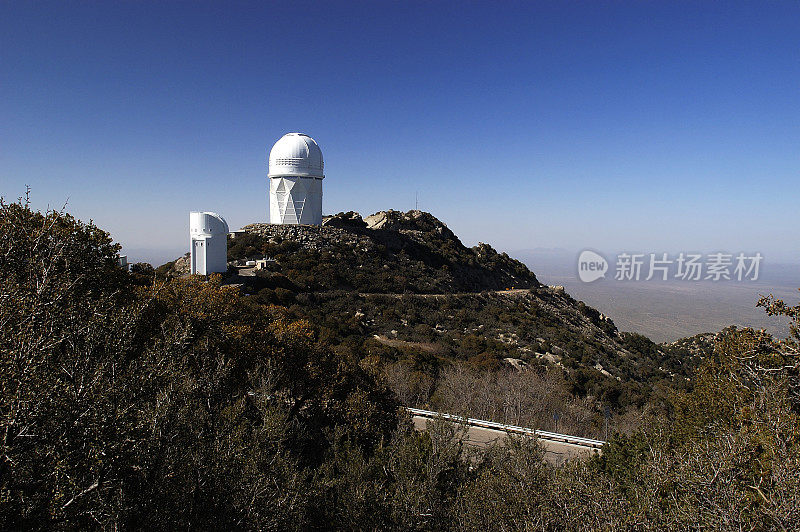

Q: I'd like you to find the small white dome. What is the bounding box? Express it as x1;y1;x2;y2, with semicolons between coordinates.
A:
268;133;324;178
190;211;229;235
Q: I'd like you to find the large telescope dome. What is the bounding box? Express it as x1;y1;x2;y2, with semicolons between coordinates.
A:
268;133;324;178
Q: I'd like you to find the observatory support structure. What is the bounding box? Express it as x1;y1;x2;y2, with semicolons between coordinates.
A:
267;133;325;225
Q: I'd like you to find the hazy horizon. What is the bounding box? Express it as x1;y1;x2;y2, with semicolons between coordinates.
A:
517;247;799;342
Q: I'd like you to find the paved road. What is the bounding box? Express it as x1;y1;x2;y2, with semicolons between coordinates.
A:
411;416;600;465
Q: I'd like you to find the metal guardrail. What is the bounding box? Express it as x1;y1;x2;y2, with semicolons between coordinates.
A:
406;407;606;450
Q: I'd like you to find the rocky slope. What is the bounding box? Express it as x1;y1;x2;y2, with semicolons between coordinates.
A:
206;210;696;406
234;210;538;294
158;210;699;407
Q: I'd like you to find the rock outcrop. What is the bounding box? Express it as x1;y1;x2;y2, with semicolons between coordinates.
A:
322;211;367;229
238;210;539;293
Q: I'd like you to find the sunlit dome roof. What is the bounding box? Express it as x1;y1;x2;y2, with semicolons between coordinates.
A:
268;133;324;178
189;211;228;235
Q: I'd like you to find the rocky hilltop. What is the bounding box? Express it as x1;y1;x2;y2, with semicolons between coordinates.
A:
157;210;698;406
210;210;695;404
236;210;538;294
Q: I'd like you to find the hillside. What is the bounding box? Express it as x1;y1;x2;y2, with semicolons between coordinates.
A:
209;210;697;408
7;199;800;529
231;209;538;293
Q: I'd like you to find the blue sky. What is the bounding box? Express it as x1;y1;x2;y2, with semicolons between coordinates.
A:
2;1;798;265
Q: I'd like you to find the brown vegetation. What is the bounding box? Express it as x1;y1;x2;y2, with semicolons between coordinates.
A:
3;197;800;529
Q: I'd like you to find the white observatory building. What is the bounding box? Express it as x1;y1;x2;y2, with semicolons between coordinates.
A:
268;133;325;225
190;211;229;275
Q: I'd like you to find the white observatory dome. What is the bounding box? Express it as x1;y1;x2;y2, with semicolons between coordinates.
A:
189;211;229;276
268;133;324;178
